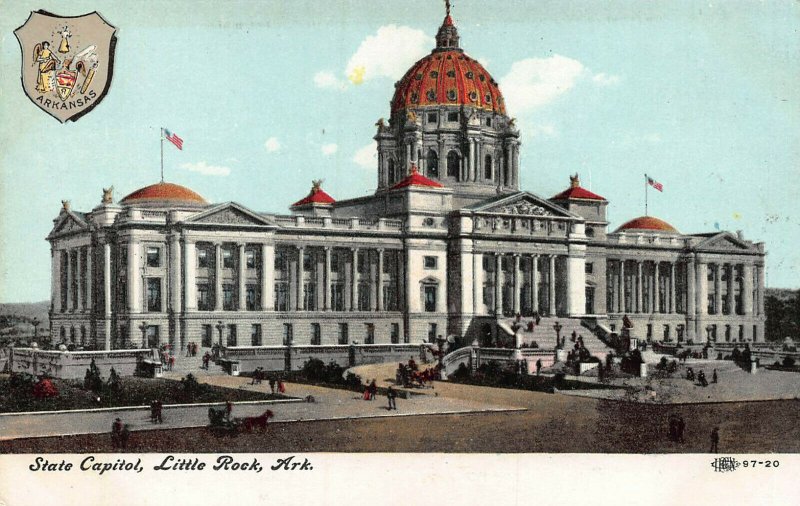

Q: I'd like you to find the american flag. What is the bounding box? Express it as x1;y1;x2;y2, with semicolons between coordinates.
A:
646;175;663;192
164;128;183;150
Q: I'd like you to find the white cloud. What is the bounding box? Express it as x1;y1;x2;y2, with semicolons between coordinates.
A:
500;55;587;114
313;71;346;90
353;141;377;169
529;124;557;137
180;161;231;177
315;25;433;90
592;72;621;86
264;137;281;153
321;143;339;156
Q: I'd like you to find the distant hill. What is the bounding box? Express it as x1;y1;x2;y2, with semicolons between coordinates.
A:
0;301;49;341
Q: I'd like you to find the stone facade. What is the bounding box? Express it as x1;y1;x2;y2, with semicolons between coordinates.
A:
46;9;766;352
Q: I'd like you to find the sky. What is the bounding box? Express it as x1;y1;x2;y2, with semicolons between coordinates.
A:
0;0;798;302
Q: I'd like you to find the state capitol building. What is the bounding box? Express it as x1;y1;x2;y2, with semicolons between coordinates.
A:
46;8;766;354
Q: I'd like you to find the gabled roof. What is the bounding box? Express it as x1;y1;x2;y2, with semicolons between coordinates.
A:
551;173;606;201
692;231;754;252
291;180;336;208
390;165;444;190
182;202;276;227
48;209;90;239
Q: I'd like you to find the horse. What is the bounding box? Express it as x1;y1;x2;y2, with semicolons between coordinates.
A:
242;410;274;432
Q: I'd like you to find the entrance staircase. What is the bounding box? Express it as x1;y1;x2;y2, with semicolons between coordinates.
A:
496;316;614;356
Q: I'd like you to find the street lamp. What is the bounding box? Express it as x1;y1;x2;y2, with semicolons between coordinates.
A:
553;321;563;349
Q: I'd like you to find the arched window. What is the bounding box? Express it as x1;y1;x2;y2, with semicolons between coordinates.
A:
484;154;493;180
427;150;439;179
387;158;396;185
447;150;460;179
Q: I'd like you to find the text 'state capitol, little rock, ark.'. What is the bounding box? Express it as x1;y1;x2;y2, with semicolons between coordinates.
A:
45;8;766;372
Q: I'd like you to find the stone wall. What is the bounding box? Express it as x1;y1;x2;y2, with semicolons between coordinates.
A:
8;348;155;379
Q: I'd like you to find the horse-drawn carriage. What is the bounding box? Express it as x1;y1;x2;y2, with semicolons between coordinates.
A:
207;405;274;436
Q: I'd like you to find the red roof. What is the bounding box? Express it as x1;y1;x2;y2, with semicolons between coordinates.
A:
615;216;678;233
291;184;335;207
552;185;606;201
121;182;207;205
390;165;445;190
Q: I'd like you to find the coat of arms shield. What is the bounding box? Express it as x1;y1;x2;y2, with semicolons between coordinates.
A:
14;10;116;123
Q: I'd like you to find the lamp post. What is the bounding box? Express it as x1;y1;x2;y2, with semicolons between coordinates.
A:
31;317;40;343
553;321;563;349
216;320;225;346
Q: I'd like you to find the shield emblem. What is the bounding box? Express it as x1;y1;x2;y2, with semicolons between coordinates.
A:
14;10;116;123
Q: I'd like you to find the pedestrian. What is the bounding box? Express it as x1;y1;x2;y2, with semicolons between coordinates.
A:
277;378;286;394
369;379;377;400
712;369;718;384
111;417;123;449
363;384;370;401
677;416;686;443
149;400;157;423
120;424;130;449
387;386;397;410
225;400;233;421
668;414;678;442
168;354;175;371
154;400;163;423
268;376;276;394
535;312;541;326
710;427;719;453
698;370;708;387
535;359;542;376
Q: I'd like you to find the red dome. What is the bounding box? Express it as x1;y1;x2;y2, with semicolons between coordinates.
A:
121;182;208;206
391;50;506;115
615;216;678;234
291;182;336;208
390;165;444;190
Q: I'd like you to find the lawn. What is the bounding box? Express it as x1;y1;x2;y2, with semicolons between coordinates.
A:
0;374;287;413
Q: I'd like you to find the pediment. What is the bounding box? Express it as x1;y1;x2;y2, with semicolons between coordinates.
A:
694;232;753;252
184;202;275;227
48;212;89;238
467;192;577;219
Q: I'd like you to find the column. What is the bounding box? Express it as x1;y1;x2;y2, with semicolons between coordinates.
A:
85;246;92;312
713;263;722;315
512;254;521;315
566;247;587;316
237;243;247;310
505;144;513;186
548;255;556;316
376;249;385;311
476;140;483;181
696;260;708;342
296;245;305;311
170;236;182;314
531;255;539;314
685;258;696;340
742;263;754;315
65;250;73;311
654;262;661;314
351;247;359;311
636;261;643;313
50;249;59;313
369;250;378;311
619;260;625;313
75;249;83;311
127;242;141;313
726;264;735;315
184;240;197;310
324;247;332;311
214;243;223;311
669;262;676;314
756;265;765;316
261;243;274;310
494;254;503;315
103;243;112;350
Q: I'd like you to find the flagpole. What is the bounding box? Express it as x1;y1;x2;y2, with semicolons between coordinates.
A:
644;173;648;216
160;127;164;183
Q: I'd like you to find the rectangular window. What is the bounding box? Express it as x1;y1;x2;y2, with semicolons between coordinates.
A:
331;283;345;311
303;283;316;311
447;112;459;122
482;285;494;308
222;284;235;311
365;323;375;344
197;283;211;311
274;250;288;273
427;112;438;124
251;324;262;346
358;282;371;311
390;323;400;344
146;325;159;348
283;323;293;345
585;262;594;274
227;324;237;347
311;323;321;345
202;324;213;347
383;284;398;311
738;325;744;342
485;117;492;127
646;324;653;339
358;251;368;274
245;249;256;269
246;284;259;311
146;278;161;312
338;323;348;345
423;256;437;269
197;247;211;269
303;251;315;273
146;246;161;268
275;283;290;311
427;323;437;343
331;251;341;273
222;247;234;269
424;285;437;312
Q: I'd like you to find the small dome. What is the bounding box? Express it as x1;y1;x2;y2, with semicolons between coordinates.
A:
551;174;606;201
120;182;208;207
615;216;678;234
291;180;336;208
390;164;445;190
